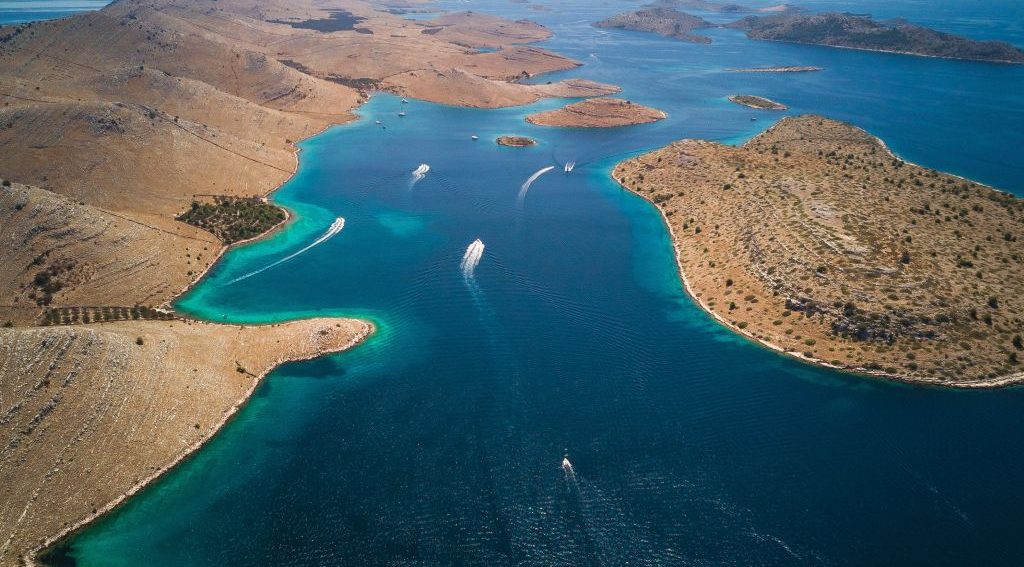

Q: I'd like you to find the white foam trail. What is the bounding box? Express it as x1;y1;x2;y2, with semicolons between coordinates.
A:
562;456;578;484
564;161;575;173
225;217;345;285
517;165;555;205
411;163;430;184
460;238;485;278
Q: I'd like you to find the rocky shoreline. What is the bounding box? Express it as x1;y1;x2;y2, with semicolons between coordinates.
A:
613;115;1024;387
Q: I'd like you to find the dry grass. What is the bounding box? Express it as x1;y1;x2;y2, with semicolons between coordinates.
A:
527;97;666;128
0;318;371;565
615;115;1024;386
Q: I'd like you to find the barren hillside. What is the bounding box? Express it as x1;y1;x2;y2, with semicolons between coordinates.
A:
0;318;372;565
615;116;1024;386
0;2;617;562
0;182;217;326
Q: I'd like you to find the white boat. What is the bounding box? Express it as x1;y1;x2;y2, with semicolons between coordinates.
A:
471;135;479;140
460;238;485;277
398;112;406;117
401;98;409;104
375;120;382;125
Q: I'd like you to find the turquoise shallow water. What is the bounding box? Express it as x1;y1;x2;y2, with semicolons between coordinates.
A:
37;0;1024;565
0;1;106;24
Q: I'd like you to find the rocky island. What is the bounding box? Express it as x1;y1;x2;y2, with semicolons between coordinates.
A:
728;12;1024;63
614;115;1024;387
647;0;798;14
729;94;788;110
594;7;714;43
526;98;667;128
497;135;537;146
728;65;823;72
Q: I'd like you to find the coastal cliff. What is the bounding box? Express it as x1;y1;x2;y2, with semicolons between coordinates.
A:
614;116;1024;387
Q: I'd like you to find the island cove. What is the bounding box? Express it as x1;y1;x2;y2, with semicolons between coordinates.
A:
1;0;1023;564
52;87;1024;565
0;0;627;562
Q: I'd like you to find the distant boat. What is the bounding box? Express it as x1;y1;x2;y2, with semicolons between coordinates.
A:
564;161;575;173
398;112;406;117
471;135;479;140
375;120;382;125
750;117;758;121
562;455;575;480
401;98;409;104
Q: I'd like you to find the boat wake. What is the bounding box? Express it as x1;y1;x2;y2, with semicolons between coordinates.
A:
225;217;345;285
562;455;578;485
516;165;555;205
411;163;430;185
460;238;485;279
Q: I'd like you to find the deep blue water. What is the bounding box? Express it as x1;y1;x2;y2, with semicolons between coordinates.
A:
45;1;1024;565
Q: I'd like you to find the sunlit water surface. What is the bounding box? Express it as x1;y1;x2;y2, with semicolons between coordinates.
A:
37;0;1024;565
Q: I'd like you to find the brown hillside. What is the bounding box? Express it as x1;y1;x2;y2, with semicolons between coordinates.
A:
614;116;1024;386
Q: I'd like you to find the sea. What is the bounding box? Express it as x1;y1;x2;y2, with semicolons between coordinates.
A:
13;0;1024;565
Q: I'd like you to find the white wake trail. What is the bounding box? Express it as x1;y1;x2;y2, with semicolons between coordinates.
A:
460;238;485;278
517;165;555;205
562;455;578;485
411;163;430;184
225;217;345;285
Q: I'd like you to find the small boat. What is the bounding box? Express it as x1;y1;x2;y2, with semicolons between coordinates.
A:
471;135;479;141
401;98;409;104
750;117;758;121
398;112;406;117
375;120;382;125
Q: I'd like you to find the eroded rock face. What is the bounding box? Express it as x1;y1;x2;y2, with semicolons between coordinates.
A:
614;115;1024;386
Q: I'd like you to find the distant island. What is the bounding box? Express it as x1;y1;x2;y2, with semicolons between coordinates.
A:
614;115;1024;387
728;65;823;72
594;8;714;43
728;12;1024;63
526;98;667;128
497;135;537;147
728;95;787;110
646;0;797;14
